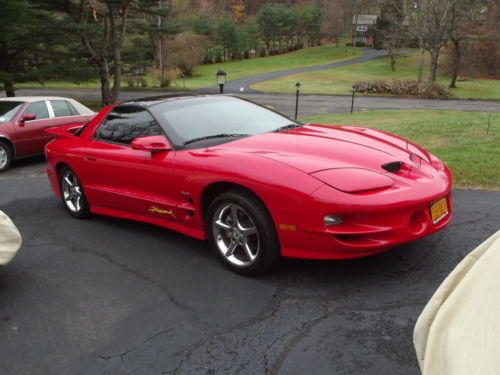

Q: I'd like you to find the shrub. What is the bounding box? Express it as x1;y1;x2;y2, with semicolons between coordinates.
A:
353;79;450;98
160;67;182;88
164;31;209;76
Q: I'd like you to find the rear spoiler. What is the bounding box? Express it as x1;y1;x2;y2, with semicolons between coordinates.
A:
45;123;85;137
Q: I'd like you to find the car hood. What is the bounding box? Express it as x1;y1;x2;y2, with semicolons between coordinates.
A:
217;124;432;174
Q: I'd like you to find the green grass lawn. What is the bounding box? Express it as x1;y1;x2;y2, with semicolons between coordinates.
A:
16;45;362;91
253;51;500;100
168;44;362;90
300;110;500;190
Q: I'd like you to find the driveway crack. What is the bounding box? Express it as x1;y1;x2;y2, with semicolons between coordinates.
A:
98;328;174;362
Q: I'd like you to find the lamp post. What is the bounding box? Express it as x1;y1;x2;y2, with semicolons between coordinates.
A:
351;86;356;113
181;74;185;90
216;69;227;94
295;81;301;120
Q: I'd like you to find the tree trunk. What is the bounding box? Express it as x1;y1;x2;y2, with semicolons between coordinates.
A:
417;41;425;82
99;58;111;106
3;80;15;97
429;48;441;82
389;45;396;72
111;46;122;103
449;39;461;88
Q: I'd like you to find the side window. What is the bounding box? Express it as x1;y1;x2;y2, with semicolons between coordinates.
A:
66;101;79;115
96;106;163;145
51;100;74;117
24;101;49;120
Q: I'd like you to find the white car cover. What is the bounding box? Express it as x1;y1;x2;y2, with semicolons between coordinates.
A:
414;230;500;375
0;210;22;265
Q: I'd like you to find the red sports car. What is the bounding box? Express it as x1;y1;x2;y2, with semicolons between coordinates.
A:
0;96;95;172
45;95;452;275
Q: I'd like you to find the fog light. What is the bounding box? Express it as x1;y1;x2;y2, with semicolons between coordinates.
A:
324;215;342;226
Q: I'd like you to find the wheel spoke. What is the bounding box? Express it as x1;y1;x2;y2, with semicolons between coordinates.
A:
242;241;256;261
75;196;81;211
225;241;238;257
64;176;73;187
229;205;239;226
215;220;231;231
238;223;257;237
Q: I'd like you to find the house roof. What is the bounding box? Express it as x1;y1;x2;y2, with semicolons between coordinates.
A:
353;14;378;25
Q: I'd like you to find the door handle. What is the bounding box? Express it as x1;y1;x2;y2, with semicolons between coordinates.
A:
85;156;97;162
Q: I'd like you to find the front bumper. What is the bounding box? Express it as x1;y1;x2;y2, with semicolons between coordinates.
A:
278;189;453;260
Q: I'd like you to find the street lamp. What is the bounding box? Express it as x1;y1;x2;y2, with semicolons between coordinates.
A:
295;81;301;120
216;69;227;94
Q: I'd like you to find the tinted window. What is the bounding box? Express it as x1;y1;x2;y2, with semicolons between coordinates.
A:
96;106;163;145
51;100;74;117
149;96;296;146
24;101;49;120
0;101;23;123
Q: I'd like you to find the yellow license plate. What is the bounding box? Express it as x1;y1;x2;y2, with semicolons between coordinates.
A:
430;198;449;224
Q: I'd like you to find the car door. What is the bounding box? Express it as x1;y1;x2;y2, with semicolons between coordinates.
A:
15;100;53;155
81;105;179;222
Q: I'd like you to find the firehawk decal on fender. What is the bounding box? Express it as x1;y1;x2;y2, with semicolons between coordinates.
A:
148;206;176;218
45;94;453;276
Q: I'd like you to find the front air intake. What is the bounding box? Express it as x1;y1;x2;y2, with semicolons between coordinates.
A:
382;161;403;173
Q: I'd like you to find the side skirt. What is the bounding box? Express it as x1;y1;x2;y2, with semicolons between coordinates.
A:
90;205;206;241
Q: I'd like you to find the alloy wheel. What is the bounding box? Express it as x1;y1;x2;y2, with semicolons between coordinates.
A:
61;170;84;213
212;203;260;267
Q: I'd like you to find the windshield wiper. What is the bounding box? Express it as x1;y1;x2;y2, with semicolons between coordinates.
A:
274;123;302;132
183;133;249;146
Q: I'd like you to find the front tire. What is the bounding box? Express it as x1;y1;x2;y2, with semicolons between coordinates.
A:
0;141;12;173
59;166;90;219
207;189;281;276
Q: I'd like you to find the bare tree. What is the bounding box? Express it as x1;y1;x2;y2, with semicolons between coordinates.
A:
447;0;483;87
407;0;457;82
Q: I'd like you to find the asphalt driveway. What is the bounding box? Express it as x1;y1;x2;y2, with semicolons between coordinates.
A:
1;160;499;375
3;88;500;119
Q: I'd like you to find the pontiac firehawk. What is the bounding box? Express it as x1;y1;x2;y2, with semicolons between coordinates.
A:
45;95;452;275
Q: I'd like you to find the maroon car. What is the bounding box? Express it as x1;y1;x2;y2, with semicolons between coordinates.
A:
0;96;95;172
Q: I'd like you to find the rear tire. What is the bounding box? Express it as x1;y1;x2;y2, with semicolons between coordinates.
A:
59;166;90;219
207;189;281;276
0;141;12;173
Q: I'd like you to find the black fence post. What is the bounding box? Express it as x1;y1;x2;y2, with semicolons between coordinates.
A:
351;86;356;113
295;82;301;120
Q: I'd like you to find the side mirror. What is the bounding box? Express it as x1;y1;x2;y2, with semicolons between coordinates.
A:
131;135;171;152
20;114;36;122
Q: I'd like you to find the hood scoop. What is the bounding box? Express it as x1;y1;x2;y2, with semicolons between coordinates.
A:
382;161;403;173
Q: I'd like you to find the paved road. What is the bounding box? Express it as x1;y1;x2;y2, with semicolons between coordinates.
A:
1;161;499;375
198;48;389;93
4;88;499;119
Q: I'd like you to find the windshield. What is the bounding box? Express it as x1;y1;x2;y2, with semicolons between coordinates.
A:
0;101;24;124
149;96;297;147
